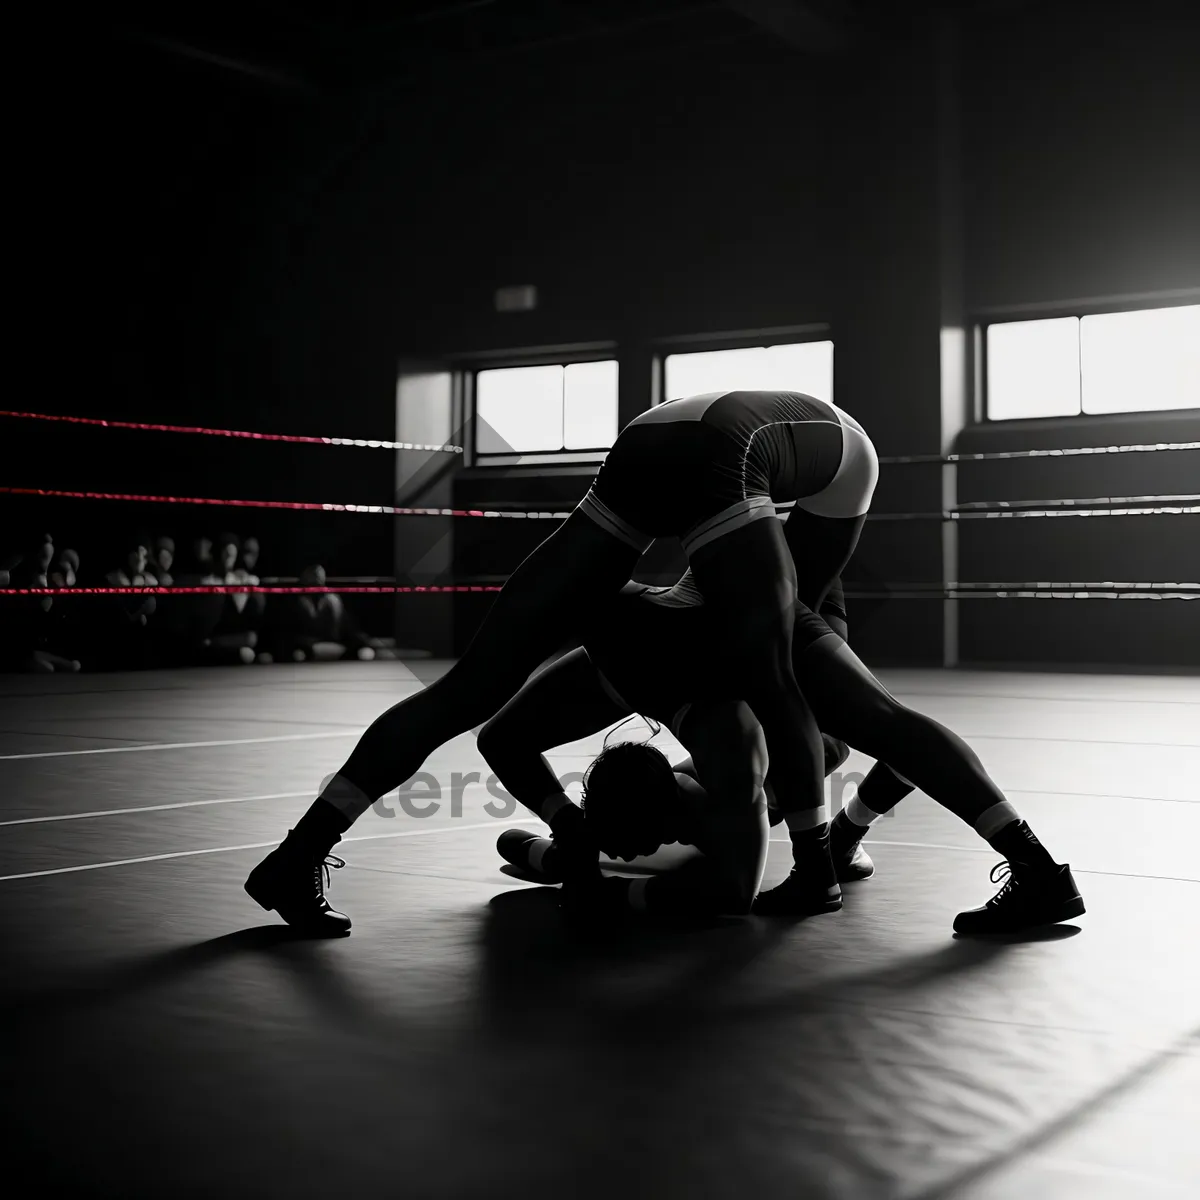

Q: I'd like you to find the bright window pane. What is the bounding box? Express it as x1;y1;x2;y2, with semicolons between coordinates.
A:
476;365;563;453
664;342;834;402
987;317;1080;420
1081;305;1200;414
762;341;833;400
563;360;619;449
665;347;764;399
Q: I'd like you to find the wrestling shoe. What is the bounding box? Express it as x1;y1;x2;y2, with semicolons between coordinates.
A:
245;831;352;936
497;829;563;884
753;869;842;916
752;836;843;917
835;841;875;882
953;861;1084;936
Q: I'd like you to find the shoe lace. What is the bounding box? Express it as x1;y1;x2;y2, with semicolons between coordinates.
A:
313;853;345;898
987;860;1017;906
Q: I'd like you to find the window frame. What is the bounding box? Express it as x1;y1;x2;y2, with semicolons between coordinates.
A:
977;292;1200;424
464;342;620;467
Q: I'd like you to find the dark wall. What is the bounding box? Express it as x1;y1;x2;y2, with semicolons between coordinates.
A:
10;34;395;588
958;0;1200;667
963;0;1200;309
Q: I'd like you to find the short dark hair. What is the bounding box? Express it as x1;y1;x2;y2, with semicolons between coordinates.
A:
581;741;676;843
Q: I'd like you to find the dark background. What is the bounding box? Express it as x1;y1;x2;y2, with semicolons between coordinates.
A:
7;0;1199;665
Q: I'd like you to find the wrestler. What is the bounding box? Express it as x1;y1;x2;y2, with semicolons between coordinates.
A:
247;391;879;933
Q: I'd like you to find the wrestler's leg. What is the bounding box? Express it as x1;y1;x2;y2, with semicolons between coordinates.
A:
796;637;1016;828
687;518;840;916
782;509;866;614
795;638;1084;932
245;513;640;933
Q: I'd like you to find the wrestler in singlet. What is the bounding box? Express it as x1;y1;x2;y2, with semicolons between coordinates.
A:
578;391;878;564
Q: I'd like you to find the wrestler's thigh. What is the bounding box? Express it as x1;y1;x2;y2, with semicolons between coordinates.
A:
793;637;903;745
781;509;866;611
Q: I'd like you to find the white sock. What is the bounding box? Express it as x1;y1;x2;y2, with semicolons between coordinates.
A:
974;801;1020;841
319;774;374;822
845;793;885;828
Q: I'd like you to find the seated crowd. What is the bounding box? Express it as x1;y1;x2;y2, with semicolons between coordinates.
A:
0;530;379;674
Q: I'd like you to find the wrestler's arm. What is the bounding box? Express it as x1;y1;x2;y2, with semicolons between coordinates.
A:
621;702;769;918
476;647;631;821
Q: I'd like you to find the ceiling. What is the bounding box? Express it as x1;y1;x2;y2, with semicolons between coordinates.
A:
88;0;1054;99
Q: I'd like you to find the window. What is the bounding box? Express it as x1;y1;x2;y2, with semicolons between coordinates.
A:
475;360;619;454
986;317;1081;420
985;304;1199;420
663;341;834;403
1081;306;1200;415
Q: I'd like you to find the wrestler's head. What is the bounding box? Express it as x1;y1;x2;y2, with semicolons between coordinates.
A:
582;741;680;860
241;536;260;573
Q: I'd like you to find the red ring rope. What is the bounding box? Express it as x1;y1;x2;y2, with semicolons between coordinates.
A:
0;409;462;454
0;586;501;596
0;487;549;518
6;409;1195;465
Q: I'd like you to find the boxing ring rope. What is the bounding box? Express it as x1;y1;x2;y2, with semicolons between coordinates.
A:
873;505;1200;520
5;487;1199;522
877;441;1200;465
0;487;550;519
0;409;462;454
4;408;1195;463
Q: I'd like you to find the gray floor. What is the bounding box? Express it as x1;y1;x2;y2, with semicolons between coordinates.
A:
1;662;1197;1199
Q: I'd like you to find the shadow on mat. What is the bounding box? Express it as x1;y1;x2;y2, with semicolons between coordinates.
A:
473;887;794;1036
477;888;1055;1040
0;903;1072;1050
473;888;1026;1041
0;925;318;1024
